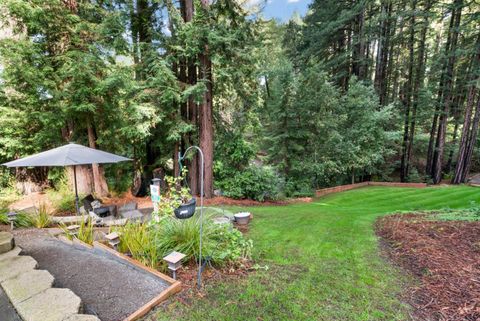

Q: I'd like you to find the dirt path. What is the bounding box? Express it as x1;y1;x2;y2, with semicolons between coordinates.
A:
12;229;170;321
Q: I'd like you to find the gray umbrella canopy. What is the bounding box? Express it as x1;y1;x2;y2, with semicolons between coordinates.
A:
3;143;130;167
3;143;131;215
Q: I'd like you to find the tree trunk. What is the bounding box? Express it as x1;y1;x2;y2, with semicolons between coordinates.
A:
406;0;431;178
400;0;416;182
374;0;392;105
452;34;480;183
199;0;213;198
462;96;480;182
66;165;93;196
87;122;109;197
431;0;462;184
182;0;199;195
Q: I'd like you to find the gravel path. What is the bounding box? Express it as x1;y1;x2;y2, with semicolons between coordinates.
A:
0;286;22;321
13;229;170;321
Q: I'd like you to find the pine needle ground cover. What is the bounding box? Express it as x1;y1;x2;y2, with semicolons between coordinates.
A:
155;186;480;321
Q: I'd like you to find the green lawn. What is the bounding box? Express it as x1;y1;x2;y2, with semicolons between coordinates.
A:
156;185;480;321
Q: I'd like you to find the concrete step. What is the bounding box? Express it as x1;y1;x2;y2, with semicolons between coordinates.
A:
0;232;14;254
0;256;38;282
1;270;54;304
16;288;82;321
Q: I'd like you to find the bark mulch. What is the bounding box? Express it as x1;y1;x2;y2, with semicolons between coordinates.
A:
103;192;313;208
376;213;480;321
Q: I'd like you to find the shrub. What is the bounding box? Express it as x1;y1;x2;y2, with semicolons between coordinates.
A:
155;214;252;265
153;169;191;221
0;182;21;209
217;165;283;201
46;174;76;214
0;210;8;225
116;214;253;268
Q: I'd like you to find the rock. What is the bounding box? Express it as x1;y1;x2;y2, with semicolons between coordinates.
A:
120;209;143;222
16;288;82;321
0;246;21;261
0;232;14;254
51;216;86;225
0;256;38;282
62;315;101;321
118;202;138;213
1;270;54;304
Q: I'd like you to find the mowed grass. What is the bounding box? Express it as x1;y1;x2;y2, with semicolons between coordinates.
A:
156;185;480;321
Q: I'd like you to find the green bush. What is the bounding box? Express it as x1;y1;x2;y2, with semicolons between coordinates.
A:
0;210;34;227
46;174;77;214
0;209;8;225
0;183;21;209
116;215;253;269
155;215;253;265
217;165;283;201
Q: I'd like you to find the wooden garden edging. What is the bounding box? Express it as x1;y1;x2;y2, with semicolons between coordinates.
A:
315;181;427;197
56;236;181;321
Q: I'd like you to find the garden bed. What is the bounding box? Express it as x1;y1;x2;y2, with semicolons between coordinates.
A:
376;213;480;321
12;228;179;321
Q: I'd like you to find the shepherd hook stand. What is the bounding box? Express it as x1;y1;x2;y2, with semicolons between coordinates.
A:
178;146;204;289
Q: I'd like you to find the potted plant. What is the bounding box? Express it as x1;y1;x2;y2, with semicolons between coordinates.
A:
154;170;196;220
174;197;196;219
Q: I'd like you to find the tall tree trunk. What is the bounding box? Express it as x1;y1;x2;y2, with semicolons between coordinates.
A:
431;0;463;184
374;0;392;105
452;34;480;183
87;122;109;197
462;96;480;182
426;33;445;176
400;0;416;182
406;0;431;178
183;0;199;195
199;0;214;198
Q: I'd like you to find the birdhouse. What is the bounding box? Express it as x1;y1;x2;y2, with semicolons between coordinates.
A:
163;251;186;279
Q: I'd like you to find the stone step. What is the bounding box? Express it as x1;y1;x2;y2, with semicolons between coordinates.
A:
1;270;54;304
63;315;101;321
0;232;14;255
0;246;22;261
0;256;38;282
16;288;82;321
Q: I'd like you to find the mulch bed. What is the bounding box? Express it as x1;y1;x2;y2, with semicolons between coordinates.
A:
376;213;480;321
102;191;313;209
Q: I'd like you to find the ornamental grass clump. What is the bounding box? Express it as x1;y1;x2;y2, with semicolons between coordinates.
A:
60;216;94;245
31;203;52;228
13;212;33;228
114;222;160;268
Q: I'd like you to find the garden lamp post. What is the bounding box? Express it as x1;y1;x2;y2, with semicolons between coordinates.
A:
178;146;204;289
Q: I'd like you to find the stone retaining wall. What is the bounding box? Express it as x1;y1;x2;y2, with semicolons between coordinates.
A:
315;181;427;197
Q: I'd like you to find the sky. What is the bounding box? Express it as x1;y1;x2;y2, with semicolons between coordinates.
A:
260;0;311;22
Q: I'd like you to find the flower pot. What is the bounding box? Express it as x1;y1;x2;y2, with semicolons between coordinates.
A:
174;198;196;219
234;212;251;225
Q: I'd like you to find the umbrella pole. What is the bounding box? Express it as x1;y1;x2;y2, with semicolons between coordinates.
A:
73;165;80;215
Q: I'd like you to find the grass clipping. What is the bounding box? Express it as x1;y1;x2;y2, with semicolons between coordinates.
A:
376;212;480;320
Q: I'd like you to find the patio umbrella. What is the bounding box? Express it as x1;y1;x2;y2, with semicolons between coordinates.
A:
2;143;131;214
